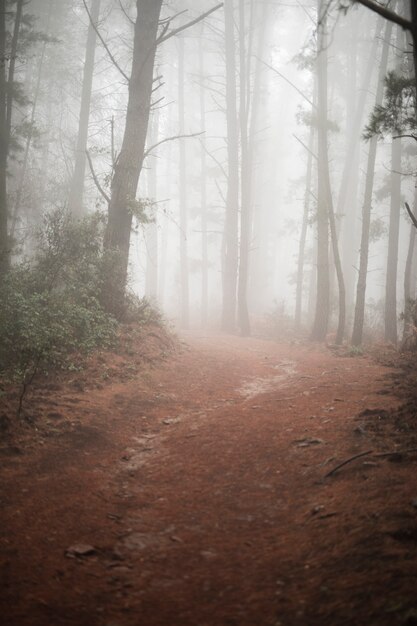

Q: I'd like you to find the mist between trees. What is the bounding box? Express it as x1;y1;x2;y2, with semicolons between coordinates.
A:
1;0;417;346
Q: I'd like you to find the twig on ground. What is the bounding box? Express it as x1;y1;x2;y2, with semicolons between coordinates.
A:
324;450;373;478
373;448;417;458
324;447;417;478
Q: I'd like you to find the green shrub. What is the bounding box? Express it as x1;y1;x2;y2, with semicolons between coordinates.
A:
123;292;163;325
401;298;417;351
0;209;117;384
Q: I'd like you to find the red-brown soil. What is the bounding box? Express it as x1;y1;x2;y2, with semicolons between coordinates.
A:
1;329;417;626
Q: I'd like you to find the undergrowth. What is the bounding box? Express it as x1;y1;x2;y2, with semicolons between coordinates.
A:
0;209;163;416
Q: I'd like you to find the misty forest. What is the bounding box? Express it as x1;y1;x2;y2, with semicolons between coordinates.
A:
1;1;417;625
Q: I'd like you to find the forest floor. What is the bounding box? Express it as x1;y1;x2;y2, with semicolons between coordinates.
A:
1;326;417;626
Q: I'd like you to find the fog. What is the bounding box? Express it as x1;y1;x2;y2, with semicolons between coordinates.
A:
3;0;416;344
3;4;417;623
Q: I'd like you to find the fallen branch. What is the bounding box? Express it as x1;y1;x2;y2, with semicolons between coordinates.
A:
324;447;417;478
324;450;373;478
373;448;417;458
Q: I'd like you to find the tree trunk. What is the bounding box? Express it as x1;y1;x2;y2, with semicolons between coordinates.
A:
237;0;251;337
199;30;208;328
178;35;189;328
222;0;239;331
384;142;402;345
351;20;392;346
410;2;417;101
145;110;159;302
0;0;8;276
6;0;23;153
338;16;382;315
327;176;346;344
104;0;163;316
384;24;403;345
247;0;271;315
403;188;417;341
310;0;330;341
68;0;101;218
295;106;315;329
10;32;49;238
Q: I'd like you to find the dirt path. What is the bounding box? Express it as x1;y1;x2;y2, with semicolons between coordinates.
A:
1;332;417;626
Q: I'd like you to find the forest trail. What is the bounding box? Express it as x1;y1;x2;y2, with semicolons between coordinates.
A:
1;332;417;626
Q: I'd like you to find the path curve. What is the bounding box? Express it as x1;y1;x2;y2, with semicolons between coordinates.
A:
1;332;416;626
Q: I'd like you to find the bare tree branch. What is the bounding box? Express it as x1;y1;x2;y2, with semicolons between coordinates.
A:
150;96;165;109
159;9;187;25
405;201;417;229
118;0;134;26
152;78;165;94
353;0;411;31
393;134;417;141
143;132;204;160
86;149;110;203
200;138;228;180
156;3;223;46
82;0;129;83
215;179;226;205
258;57;315;108
293;133;318;160
157;21;170;41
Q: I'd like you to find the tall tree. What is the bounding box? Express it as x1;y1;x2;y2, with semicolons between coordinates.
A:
237;0;252;337
222;0;239;331
178;35;189;328
103;0;163;315
145;110;159;302
0;0;26;275
198;29;208;328
403;190;417;341
295;100;316;329
68;0;101;218
0;0;9;276
328;162;346;344
351;19;392;346
10;0;53;238
384;24;404;345
103;0;221;316
311;0;330;341
338;15;382;316
353;1;417;103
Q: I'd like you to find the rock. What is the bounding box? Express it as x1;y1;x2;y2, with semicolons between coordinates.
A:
294;437;324;447
162;417;181;425
65;543;96;558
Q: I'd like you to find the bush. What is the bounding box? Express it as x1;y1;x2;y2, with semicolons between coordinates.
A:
0;209;117;384
123;292;163;325
401;299;417;351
